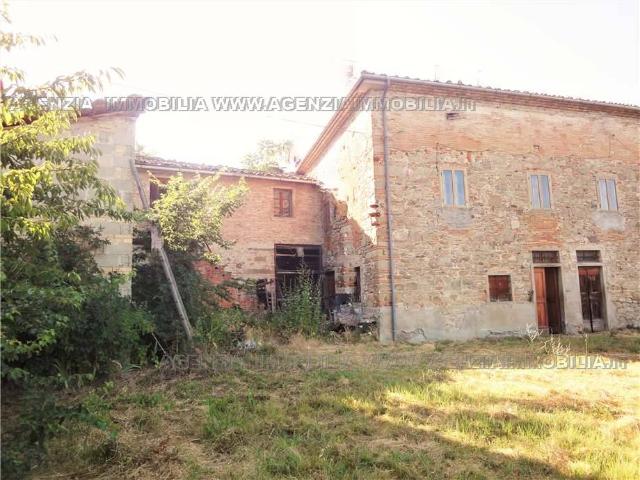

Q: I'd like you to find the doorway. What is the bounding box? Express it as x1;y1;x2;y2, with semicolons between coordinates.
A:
274;244;322;306
323;270;336;312
578;266;606;332
534;267;563;333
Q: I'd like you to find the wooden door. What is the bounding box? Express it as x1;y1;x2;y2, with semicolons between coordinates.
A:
534;267;548;330
579;267;604;332
323;271;336;312
545;268;562;333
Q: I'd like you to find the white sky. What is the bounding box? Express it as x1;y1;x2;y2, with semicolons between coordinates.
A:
6;0;640;167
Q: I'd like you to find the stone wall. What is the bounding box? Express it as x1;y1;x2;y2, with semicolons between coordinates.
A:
307;109;382;320
73;113;138;295
304;82;638;342
370;84;640;341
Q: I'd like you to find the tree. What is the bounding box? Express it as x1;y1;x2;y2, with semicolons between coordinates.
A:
1;11;154;475
1;26;128;242
0;9;140;381
241;139;293;172
148;174;247;262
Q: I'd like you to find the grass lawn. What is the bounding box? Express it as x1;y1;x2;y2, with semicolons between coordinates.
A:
27;331;640;479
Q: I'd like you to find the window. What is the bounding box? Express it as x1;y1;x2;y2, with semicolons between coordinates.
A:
577;250;600;263
598;179;618;211
489;275;512;302
532;251;560;264
442;169;466;206
353;267;361;302
530;174;551;208
274;189;293;217
149;180;168;205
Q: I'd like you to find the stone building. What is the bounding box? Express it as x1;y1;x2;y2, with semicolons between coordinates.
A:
72;101;141;295
84;73;640;341
297;72;640;342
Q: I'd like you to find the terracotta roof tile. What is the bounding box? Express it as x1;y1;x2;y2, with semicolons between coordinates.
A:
135;155;317;183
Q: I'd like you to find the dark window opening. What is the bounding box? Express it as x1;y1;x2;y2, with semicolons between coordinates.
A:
149;180;168;205
255;278;269;309
353;267;361;302
274;189;293;217
489;275;512;302
577;250;601;263
532;250;560;264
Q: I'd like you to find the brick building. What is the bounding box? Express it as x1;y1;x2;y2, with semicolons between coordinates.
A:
85;73;639;341
134;156;324;309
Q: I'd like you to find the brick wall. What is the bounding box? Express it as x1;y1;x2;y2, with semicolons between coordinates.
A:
136;168;324;307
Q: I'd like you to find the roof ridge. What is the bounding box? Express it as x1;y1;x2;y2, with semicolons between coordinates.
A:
360;71;639;109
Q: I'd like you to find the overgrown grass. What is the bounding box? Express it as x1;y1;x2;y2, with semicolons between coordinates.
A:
15;330;640;479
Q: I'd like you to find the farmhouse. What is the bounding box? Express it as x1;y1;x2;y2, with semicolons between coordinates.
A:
80;72;640;342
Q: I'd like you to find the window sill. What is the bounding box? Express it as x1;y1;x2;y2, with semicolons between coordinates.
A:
442;204;470;210
527;207;556;213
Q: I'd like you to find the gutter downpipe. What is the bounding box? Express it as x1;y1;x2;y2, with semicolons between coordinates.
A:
381;76;398;342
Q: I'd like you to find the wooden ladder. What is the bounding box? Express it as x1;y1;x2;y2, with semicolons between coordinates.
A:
128;157;194;343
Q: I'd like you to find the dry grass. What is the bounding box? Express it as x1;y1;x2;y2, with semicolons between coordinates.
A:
26;330;640;479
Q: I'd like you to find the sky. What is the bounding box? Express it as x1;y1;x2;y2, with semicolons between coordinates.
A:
6;0;639;168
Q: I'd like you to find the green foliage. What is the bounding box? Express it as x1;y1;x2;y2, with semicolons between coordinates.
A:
242;139;293;172
195;308;250;350
0;12;151;477
0;23;128;242
132;229;256;351
132;229;234;349
202;393;261;451
0;10;148;385
124;391;167;409
148;174;247;262
271;268;324;336
1;226;153;385
2;383;116;479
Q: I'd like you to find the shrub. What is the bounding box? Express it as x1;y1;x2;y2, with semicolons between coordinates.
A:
148;173;247;263
2;226;152;385
1;384;117;479
132;229;242;351
132;228;260;352
0;14;149;476
1;227;151;477
270;268;324;337
195;308;250;350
